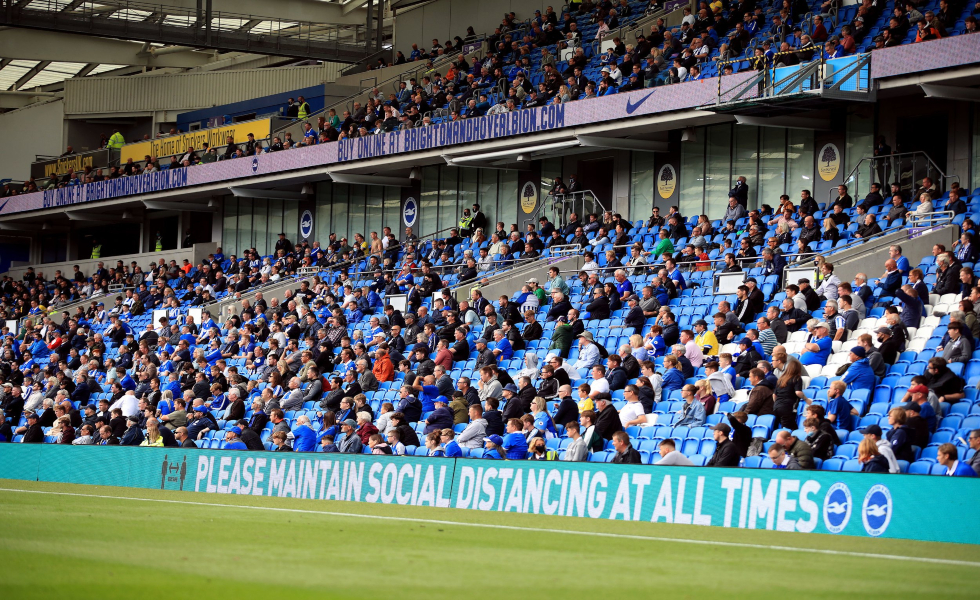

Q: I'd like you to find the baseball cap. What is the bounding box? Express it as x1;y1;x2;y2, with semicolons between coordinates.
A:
230;426;242;436
484;434;504;446
600;66;610;72
25;411;37;419
434;396;448;404
711;423;731;434
876;327;893;335
578;331;594;341
859;424;882;436
850;346;867;358
745;277;757;283
503;383;519;394
343;419;357;427
738;337;752;346
905;402;922;413
814;321;829;330
908;384;929;395
526;277;539;284
475;338;488;346
127;414;140;423
192;405;207;413
694;319;708;327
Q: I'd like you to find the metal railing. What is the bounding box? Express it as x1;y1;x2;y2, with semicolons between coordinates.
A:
526;189;609;233
834;150;959;203
713;49;872;105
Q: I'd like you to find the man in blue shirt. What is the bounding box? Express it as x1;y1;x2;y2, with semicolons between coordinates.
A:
291;416;316;451
841;346;876;394
664;258;685;291
800;322;832;365
501;418;528;459
223;427;248;450
937;443;978;477
889;245;910;276
824;380;855;432
441;429;463;458
613;269;634;300
491;329;513;361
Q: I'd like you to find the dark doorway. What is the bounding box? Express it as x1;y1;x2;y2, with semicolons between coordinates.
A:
895;112;948;190
183;213;213;248
75;223;141;260
575;157;615;214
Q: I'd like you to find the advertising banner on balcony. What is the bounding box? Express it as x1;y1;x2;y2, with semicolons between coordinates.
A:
1;445;976;544
119;118;275;163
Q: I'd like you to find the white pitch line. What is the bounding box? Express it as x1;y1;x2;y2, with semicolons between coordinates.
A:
2;487;978;568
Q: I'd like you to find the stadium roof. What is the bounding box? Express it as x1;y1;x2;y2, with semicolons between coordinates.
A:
0;0;378;91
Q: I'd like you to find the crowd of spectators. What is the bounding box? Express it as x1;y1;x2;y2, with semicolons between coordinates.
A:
2;166;978;477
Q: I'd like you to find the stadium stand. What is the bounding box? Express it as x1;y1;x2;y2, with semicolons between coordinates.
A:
1;174;978;478
17;0;977;191
1;1;980;481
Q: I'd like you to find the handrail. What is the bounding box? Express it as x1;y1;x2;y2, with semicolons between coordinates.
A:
908;211;956;228
527;189;608;233
831;150;959;204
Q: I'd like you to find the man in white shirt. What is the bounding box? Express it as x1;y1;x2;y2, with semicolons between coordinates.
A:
562;421;588;461
110;390;139;418
619;385;647;427
656;439;694;466
572;332;601;377
815;262;841;301
588;364;610;397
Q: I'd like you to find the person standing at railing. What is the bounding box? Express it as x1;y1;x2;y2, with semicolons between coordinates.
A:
296;95;311;120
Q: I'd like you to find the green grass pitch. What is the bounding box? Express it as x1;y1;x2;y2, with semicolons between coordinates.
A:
0;479;977;599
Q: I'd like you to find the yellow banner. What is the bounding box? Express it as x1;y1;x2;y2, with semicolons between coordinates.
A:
120;118;274;162
43;154;95;178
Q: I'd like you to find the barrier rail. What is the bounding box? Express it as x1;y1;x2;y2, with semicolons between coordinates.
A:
0;445;975;544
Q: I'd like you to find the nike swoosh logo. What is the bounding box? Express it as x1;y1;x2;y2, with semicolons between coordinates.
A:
626;91;656;114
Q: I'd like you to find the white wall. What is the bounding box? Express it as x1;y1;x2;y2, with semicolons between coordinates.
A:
394;0;553;56
0;99;64;182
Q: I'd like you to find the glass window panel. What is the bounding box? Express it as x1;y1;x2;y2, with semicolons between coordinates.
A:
787;129;815;205
438;166;459;234
679;128;705;215
222;196;238;256
758;128;786;208
478;169;498;234
973;107;980;190
315;184;331;246
705;124;732;218
283;202;299;247
267;199;283;255
383;187;399;239
251;198;268;255
347;187;364;242
332;184;349;240
845;107;874;198
366;186;384;241
420;166;439;237
236;198;252;254
630;151;655;221
498;169;519;232
459;169;478;231
732;126;759;210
